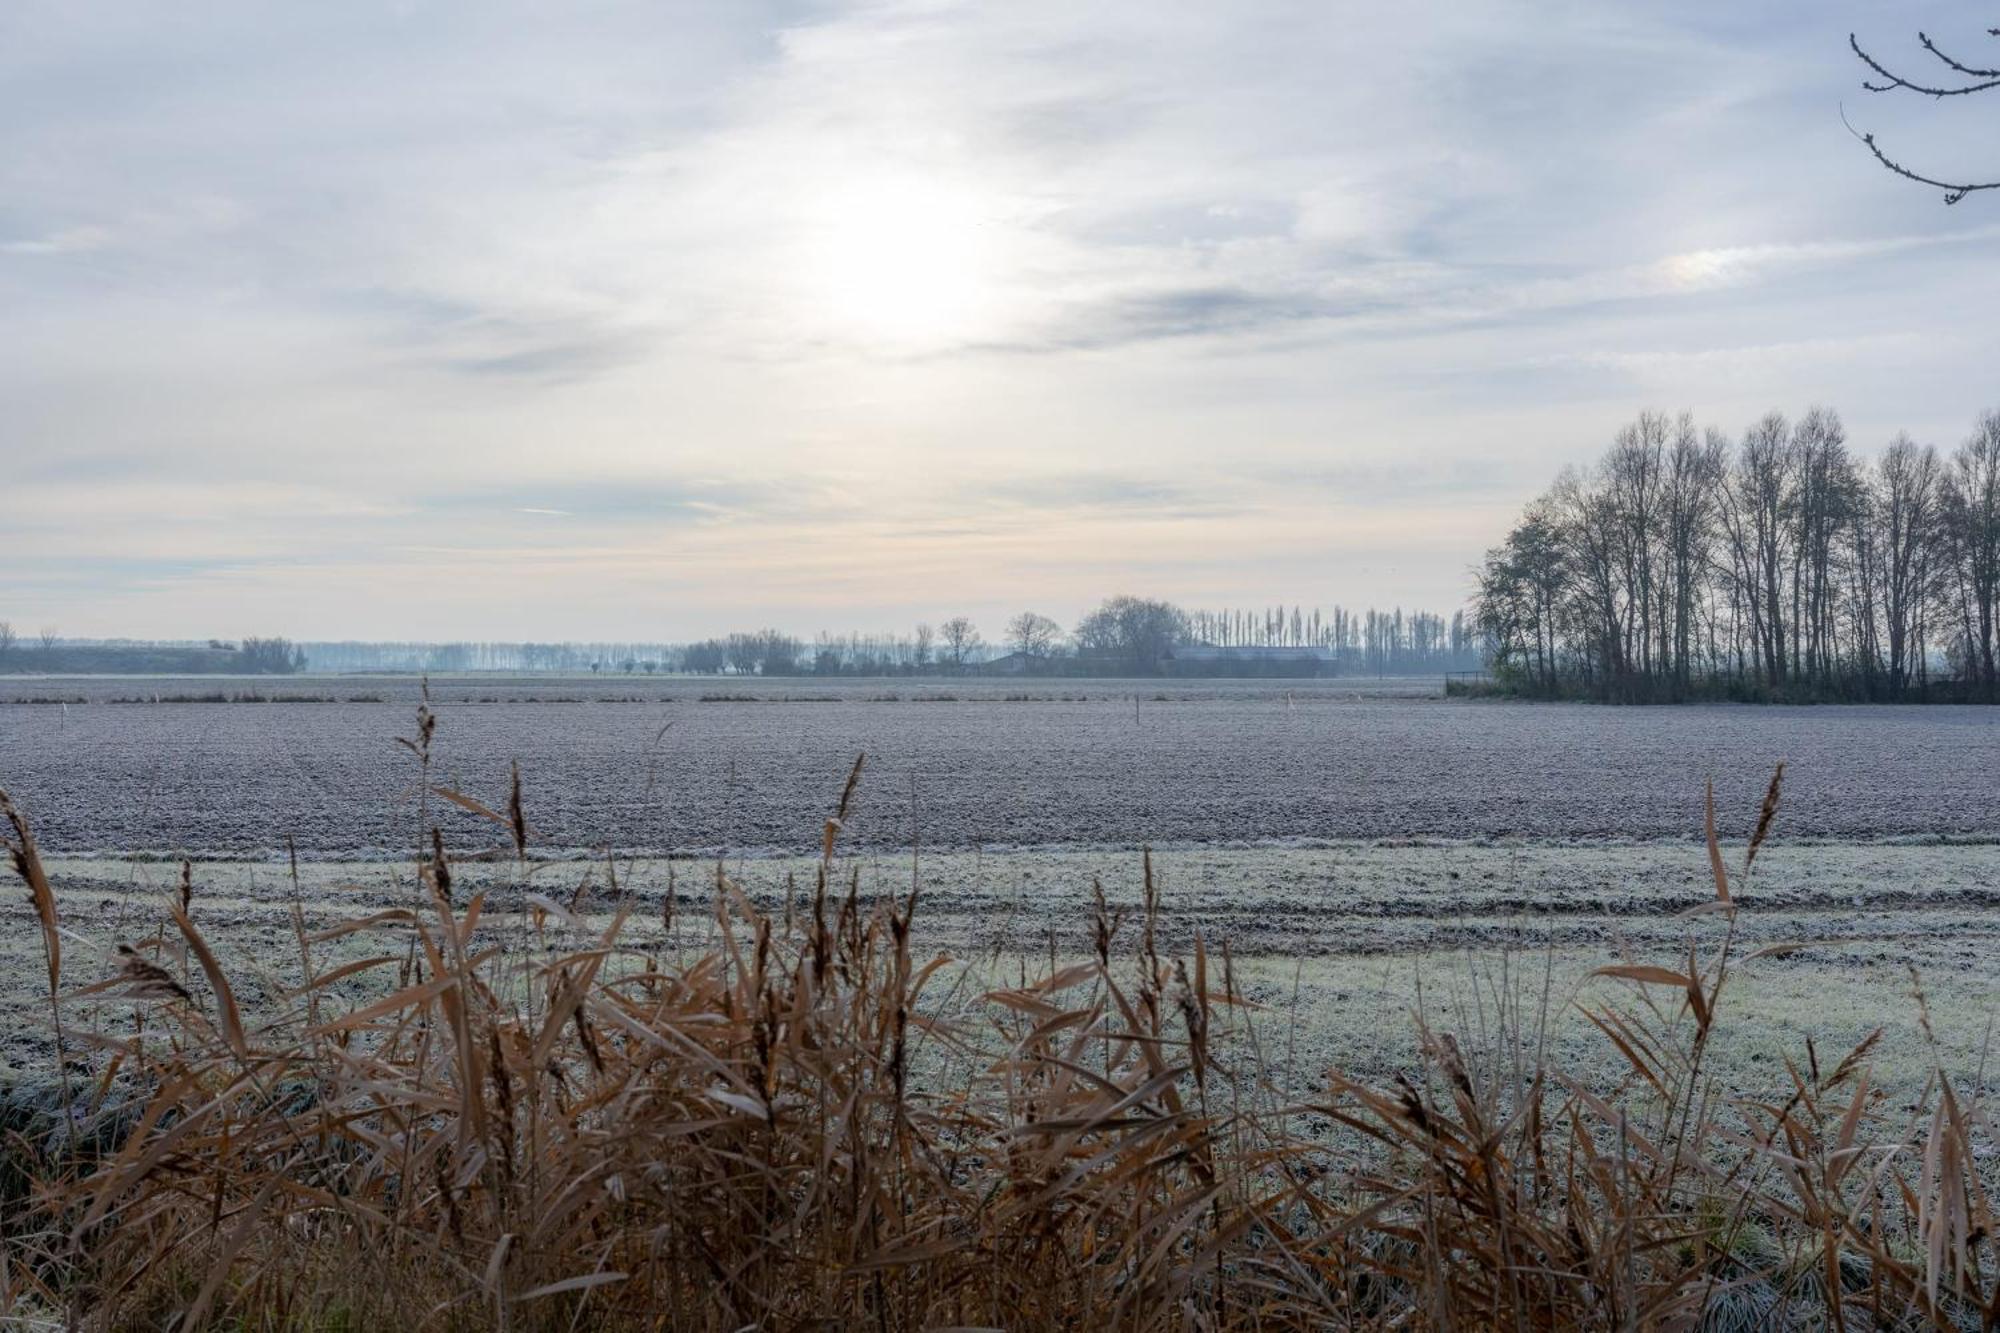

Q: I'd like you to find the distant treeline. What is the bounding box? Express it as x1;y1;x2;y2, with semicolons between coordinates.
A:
1476;407;2000;702
299;640;686;675
8;596;1480;678
0;631;305;676
678;600;1480;677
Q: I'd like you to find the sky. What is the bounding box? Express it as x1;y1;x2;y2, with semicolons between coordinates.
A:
4;1;1999;641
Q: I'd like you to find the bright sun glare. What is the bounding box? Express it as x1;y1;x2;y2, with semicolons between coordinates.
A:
798;173;999;347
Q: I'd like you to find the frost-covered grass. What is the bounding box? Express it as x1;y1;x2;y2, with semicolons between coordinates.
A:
7;840;1996;1101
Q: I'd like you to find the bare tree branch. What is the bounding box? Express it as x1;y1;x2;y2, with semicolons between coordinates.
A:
1841;105;2000;206
1851;33;2000;96
1919;30;2000;81
1847;29;2000;204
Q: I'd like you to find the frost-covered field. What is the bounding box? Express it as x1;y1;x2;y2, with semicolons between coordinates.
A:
0;676;1994;857
0;672;1445;707
1;677;1996;1092
6;839;1997;1094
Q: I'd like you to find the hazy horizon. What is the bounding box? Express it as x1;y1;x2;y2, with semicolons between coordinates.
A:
7;1;2000;640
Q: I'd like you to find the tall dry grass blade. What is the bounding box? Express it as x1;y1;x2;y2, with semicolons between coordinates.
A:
1704;779;1730;904
1823;1029;1883;1091
834;751;866;824
507;760;528;856
171;904;247;1057
824;752;867;862
0;787;60;994
1593;964;1694;988
1746;761;1785;870
431;785;511;829
73;945;192;1003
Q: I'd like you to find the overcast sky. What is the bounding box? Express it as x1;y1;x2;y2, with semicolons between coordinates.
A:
5;1;1998;641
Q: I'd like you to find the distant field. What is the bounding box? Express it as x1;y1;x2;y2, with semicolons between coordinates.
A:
0;671;1448;705
0;675;1994;857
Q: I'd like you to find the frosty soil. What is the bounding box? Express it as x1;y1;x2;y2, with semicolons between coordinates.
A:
3;684;1997;855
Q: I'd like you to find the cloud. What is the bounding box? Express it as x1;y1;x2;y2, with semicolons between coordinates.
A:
1529;333;1930;381
2;224;112;255
973;471;1250;521
443;335;648;383
2;0;1998;635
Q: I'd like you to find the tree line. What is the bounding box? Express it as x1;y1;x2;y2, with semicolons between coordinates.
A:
674;597;1477;676
1476;407;2000;701
1184;605;1478;675
0;630;308;675
7;598;1484;680
245;596;1480;678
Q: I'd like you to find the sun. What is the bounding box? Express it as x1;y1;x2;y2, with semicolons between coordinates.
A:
795;172;1000;348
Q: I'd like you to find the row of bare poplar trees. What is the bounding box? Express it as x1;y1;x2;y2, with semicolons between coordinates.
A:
1477;407;2000;700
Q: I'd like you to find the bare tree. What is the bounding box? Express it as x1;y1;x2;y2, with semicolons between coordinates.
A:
1480;404;2000;700
683;639;727;673
1848;25;2000;203
241;636;307;674
1724;413;1796;686
1872;436;1944;693
1006;611;1062;661
912;623;934;670
1548;467;1626;684
1660;420;1727;687
1073;596;1188;675
38;627;58;658
1475;504;1567;694
938;617;981;669
0;621;14;667
1788;408;1858;686
1942;411;2000;694
719;629;800;675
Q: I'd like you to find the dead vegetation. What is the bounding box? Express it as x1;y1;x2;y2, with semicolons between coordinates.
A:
0;714;1995;1330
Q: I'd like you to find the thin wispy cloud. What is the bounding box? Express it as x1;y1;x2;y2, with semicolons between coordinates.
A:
2;0;1996;637
2;224;114;255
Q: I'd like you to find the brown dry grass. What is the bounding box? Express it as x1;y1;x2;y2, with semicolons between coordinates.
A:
0;715;1995;1330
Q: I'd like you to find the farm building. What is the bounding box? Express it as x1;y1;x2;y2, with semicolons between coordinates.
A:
1165;644;1337;677
977;652;1035;675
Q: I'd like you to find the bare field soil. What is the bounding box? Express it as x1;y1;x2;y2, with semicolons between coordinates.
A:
1;686;1996;856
